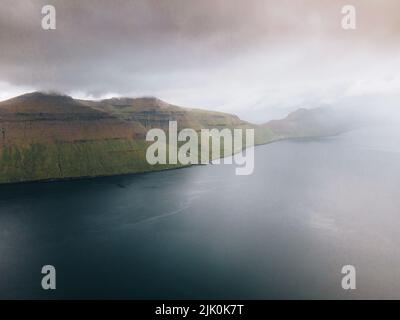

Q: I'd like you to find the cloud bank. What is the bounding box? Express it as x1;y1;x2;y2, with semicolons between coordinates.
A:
0;0;399;121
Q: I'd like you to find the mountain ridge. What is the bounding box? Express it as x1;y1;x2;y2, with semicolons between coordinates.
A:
0;92;350;184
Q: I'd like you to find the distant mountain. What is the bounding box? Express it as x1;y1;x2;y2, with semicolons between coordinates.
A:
263;107;352;139
0;92;351;184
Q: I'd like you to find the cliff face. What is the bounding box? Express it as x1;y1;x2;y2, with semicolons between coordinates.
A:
0;93;143;145
0;93;349;184
92;97;249;131
0;93;268;184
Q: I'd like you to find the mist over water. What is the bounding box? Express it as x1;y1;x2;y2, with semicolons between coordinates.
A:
0;125;399;299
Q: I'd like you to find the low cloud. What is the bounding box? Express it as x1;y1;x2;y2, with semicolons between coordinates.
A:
0;0;399;121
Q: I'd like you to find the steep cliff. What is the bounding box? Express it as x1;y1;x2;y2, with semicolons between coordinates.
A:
0;92;348;184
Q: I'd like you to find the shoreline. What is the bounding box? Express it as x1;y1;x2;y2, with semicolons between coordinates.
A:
0;132;345;187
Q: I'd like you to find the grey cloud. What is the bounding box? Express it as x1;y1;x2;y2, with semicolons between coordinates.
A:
0;0;400;120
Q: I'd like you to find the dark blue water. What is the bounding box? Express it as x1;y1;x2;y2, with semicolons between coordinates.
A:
1;126;400;299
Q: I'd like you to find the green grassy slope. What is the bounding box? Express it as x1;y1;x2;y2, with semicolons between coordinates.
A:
0;92;345;184
0;139;181;183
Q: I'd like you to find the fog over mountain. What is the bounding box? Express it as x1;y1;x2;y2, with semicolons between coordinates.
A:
0;0;400;122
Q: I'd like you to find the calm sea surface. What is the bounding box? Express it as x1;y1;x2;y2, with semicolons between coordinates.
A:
0;126;400;299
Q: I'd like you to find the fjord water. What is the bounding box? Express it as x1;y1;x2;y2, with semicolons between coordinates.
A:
1;126;400;299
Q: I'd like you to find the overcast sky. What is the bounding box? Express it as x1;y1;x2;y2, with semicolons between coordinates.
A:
0;0;399;122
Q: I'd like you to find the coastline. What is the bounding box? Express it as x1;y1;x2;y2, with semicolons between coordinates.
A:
0;132;345;187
